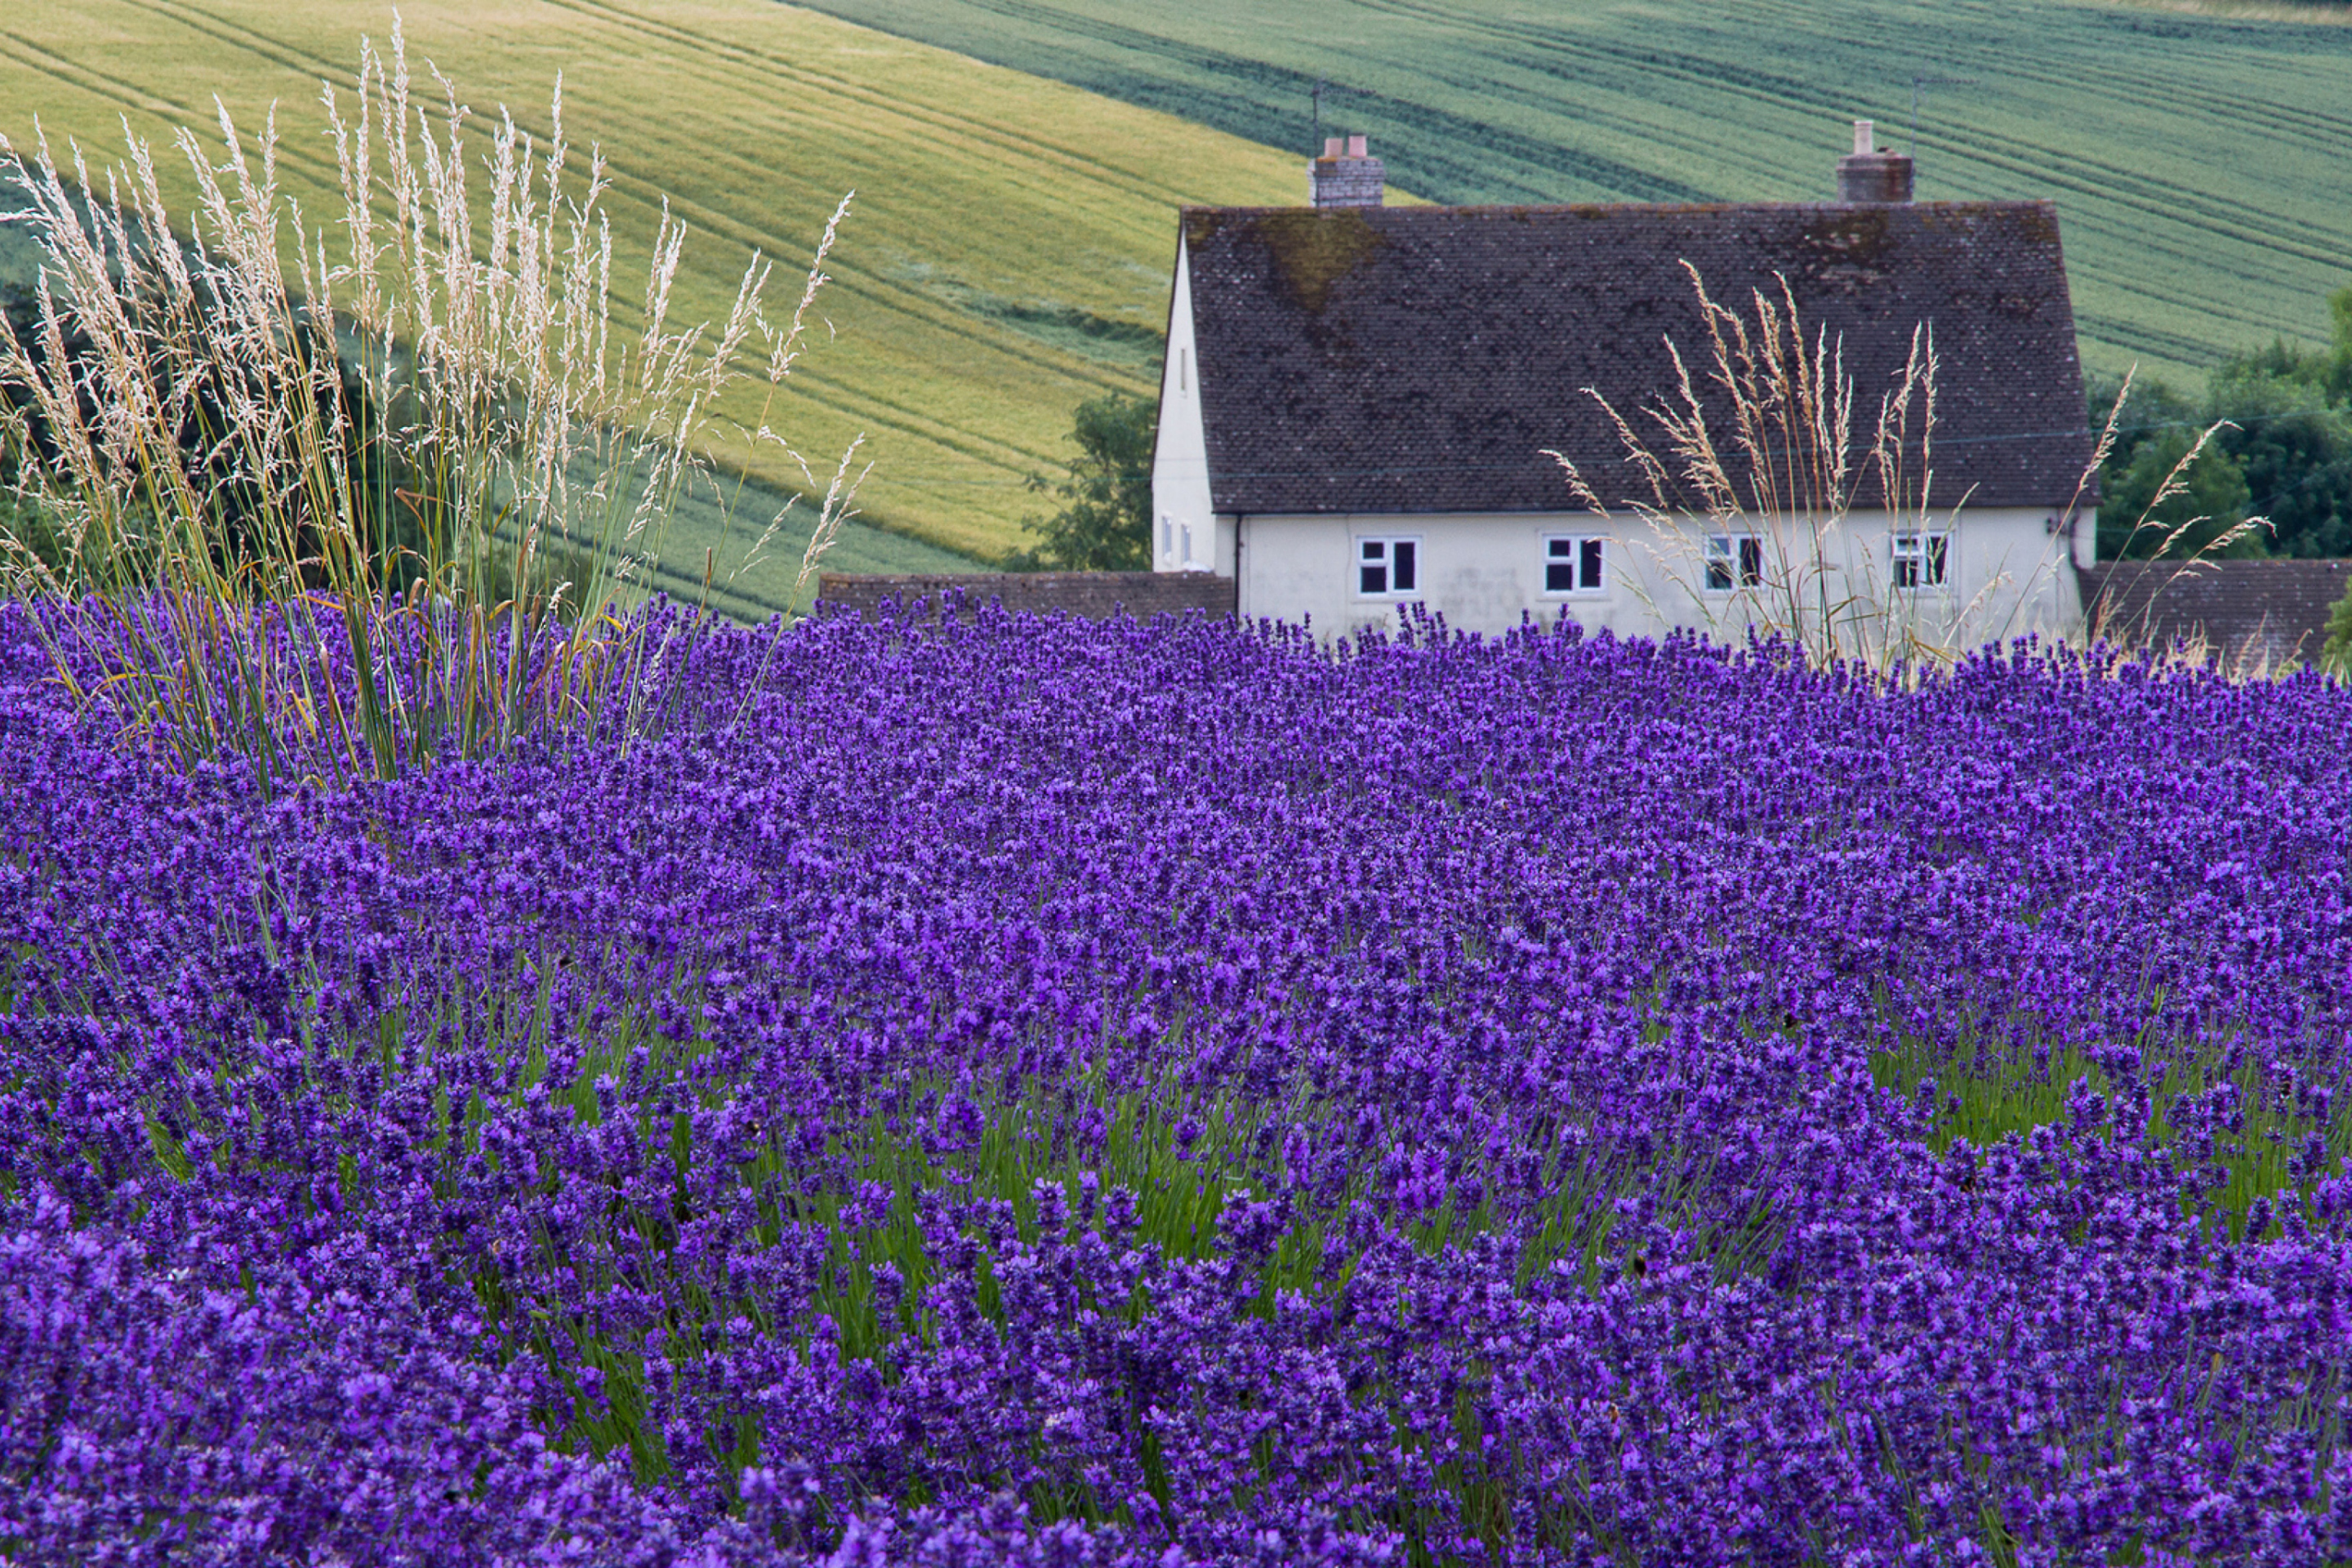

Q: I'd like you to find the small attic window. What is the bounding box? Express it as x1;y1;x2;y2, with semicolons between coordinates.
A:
1704;533;1763;592
1892;529;1949;588
1543;535;1606;595
1178;348;1188;394
1357;536;1419;596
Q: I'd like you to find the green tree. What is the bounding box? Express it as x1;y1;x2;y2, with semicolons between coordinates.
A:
1003;391;1156;572
2095;422;2257;561
2086;370;2199;479
2087;286;2352;562
2206;366;2352;559
2324;579;2352;677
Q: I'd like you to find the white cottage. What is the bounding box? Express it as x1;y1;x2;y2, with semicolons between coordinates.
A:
1150;127;2100;644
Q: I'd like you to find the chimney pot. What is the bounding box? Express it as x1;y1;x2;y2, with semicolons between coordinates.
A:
1836;119;1913;203
1308;135;1385;208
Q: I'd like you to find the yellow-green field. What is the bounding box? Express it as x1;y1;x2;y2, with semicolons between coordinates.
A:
0;0;1383;590
797;0;2352;387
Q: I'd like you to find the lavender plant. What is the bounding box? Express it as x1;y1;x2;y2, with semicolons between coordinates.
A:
1;590;2349;1565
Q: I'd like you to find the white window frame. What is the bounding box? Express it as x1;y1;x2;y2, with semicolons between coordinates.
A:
1704;532;1764;593
1160;513;1174;566
1891;528;1950;590
1179;521;1196;570
1355;534;1422;599
1540;533;1608;596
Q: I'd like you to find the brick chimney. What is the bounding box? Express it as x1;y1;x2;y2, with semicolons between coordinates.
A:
1309;134;1384;208
1836;118;1913;203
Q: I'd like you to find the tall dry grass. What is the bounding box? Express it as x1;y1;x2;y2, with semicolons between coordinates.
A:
0;18;864;786
1546;265;2265;675
2074;373;2289;674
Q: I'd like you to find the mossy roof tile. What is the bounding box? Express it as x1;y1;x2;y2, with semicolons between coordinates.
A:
1181;202;2093;514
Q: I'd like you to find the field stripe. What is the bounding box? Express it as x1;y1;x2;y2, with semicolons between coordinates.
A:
2;0;1319;555
786;0;2352;380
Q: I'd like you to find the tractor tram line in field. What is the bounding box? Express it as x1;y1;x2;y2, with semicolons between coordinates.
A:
796;0;2352;381
0;0;1333;566
131;0;1127;482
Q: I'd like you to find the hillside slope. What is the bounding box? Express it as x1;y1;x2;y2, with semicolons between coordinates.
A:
790;0;2352;385
0;0;1343;589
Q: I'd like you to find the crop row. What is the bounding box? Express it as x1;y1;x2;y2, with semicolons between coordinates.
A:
0;1;1303;564
800;0;2352;382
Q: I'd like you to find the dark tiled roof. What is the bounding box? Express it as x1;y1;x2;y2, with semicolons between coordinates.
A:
1181;203;2093;516
2078;559;2352;666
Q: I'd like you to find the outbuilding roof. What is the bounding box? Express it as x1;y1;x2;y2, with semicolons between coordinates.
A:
2078;558;2351;668
1180;202;2094;517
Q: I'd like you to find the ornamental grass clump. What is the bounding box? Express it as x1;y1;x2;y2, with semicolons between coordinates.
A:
1551;268;2266;675
1548;263;1982;670
0;21;861;788
3;595;2351;1565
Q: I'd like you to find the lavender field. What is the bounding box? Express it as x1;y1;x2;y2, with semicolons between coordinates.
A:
2;595;2350;1566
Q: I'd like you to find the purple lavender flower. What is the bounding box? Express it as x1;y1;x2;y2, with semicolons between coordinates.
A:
0;596;2348;1563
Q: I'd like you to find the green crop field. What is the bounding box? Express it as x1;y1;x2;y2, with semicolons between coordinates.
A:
7;167;983;608
0;0;1379;597
11;0;2341;608
789;0;2352;386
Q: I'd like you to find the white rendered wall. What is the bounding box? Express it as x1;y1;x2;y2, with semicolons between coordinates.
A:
2071;508;2100;572
1237;509;2091;647
1149;236;1218;574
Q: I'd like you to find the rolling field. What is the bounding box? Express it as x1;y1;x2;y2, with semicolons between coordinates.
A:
0;0;1354;590
791;0;2352;385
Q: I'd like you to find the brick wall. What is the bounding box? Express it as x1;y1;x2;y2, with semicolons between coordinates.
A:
817;571;1236;622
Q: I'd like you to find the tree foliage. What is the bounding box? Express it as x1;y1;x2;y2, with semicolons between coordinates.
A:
1003;391;1155;572
2323;583;2352;677
2090;382;2259;561
2089;286;2352;562
2209;359;2352;559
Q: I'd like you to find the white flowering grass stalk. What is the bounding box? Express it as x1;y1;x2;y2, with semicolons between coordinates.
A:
0;19;862;785
1547;265;1994;672
1545;266;2266;677
2075;371;2279;674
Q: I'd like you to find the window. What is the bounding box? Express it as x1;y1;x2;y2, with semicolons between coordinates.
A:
1356;536;1419;596
1892;529;1949;589
1704;533;1763;591
1180;522;1195;568
1178;348;1189;394
1160;514;1174;563
1543;534;1606;594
